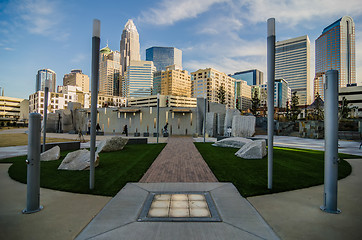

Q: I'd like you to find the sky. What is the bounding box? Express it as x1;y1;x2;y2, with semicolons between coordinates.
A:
0;0;362;99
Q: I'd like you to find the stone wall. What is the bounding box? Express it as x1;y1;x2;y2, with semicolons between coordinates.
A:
299;121;324;139
231;115;256;137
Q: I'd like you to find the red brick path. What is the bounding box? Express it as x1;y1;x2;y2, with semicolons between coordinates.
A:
139;136;218;182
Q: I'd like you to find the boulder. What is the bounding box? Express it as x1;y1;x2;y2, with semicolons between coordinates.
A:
96;136;128;153
212;137;252;148
235;140;266;159
58;149;99;170
40;146;60;161
231;115;256;137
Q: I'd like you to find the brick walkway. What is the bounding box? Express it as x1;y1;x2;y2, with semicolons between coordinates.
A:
139;136;218;182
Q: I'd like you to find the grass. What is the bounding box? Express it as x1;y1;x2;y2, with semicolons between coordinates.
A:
0;133;79;147
1;143;166;196
194;143;360;197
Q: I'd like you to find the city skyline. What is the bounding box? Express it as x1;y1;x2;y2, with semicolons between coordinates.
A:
1;0;362;99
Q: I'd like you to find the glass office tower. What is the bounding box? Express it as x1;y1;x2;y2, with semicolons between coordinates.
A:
230;69;264;86
36;69;56;92
146;47;182;71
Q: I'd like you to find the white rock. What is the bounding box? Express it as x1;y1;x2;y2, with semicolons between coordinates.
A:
96;136;128;153
40;146;60;161
231;115;256;137
212;137;252;148
235;140;266;159
58;149;99;170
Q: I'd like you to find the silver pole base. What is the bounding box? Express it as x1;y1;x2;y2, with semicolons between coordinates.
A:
22;205;43;214
320;205;341;214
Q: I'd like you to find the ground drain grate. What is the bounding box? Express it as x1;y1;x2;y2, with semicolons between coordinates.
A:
138;192;221;222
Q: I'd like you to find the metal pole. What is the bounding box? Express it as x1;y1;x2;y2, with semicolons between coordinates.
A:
23;113;43;214
267;18;275;190
90;19;100;190
42;70;49;153
203;96;207;143
157;94;160;143
320;70;340;214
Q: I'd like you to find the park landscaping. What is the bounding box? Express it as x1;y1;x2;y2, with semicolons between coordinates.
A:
0;143;166;196
194;143;360;197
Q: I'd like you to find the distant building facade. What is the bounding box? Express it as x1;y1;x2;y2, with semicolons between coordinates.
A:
0;96;29;124
63;69;89;93
275;35;311;105
253;78;291;108
339;85;362;118
36;69;57;93
191;68;235;109
315;16;356;88
160;65;191;97
128;95;196;108
146;47;182;71
235;80;251;111
123;60;156;98
230;69;264;86
120;19;141;76
313;72;325;100
99;46;121;96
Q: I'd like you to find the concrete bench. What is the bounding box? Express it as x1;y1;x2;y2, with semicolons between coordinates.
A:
42;141;81;151
127;138;148;145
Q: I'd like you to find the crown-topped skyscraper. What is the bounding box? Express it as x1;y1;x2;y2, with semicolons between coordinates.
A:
120;19;141;76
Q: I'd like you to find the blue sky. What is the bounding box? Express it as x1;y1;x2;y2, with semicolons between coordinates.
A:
0;0;362;99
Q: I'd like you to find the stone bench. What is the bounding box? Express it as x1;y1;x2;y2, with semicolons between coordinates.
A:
42;141;81;152
127;138;148;145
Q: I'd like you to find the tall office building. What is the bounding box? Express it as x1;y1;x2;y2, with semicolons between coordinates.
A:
191;68;235;109
120;19;141;76
160;65;191;97
230;69;264;86
275;35;311;105
123;60;155;98
252;79;291;108
63;69;89;93
99;45;121;96
315;16;356;97
146;47;182;71
36;69;56;93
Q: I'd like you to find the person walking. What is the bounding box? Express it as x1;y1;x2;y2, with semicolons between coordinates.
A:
123;125;128;136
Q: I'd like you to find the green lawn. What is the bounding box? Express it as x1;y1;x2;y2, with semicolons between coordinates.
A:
195;143;360;197
1;143;166;196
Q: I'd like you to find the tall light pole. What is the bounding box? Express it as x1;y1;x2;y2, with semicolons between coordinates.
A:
156;93;160;144
267;18;275;190
42;70;49;153
90;19;100;190
321;69;340;214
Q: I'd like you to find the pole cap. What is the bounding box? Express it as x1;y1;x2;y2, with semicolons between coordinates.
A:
93;19;100;38
267;18;275;37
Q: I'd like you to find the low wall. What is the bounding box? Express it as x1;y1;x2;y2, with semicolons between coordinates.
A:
43;141;80;151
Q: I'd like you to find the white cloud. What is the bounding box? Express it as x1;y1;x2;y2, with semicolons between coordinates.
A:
4;47;15;51
138;0;230;25
71;53;88;64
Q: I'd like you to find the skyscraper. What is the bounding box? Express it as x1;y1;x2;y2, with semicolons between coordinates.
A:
160;65;191;97
315;16;356;91
230;69;264;86
99;45;121;96
36;69;56;93
120;19;141;76
146;47;182;71
123;60;155;98
275;35;311;105
63;69;89;93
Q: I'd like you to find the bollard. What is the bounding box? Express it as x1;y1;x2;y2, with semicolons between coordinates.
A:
267;18;275;190
23;113;43;214
320;70;340;214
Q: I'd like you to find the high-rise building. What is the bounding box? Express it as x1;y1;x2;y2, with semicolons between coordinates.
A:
36;69;56;93
313;72;325;100
230;69;264;86
235;79;252;111
152;71;162;95
120;19;141;76
315;16;356;88
123;60;156;98
63;69;89;93
146;47;182;71
275;35;311;105
159;65;191;97
99;45;121;96
191;68;235;109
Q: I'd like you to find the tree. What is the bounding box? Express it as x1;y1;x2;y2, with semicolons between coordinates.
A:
251;89;260;115
290;91;300;121
313;92;324;120
339;97;353;120
285;100;290;120
217;85;226;104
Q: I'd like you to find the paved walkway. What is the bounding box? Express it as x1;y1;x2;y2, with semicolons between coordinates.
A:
139;136;218;182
